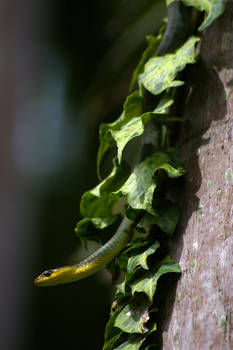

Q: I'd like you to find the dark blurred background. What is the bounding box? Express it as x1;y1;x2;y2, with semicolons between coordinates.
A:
0;1;166;349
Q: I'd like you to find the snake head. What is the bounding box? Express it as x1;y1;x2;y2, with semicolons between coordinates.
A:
34;267;71;286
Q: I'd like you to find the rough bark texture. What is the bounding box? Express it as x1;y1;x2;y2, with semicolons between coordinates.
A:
161;2;233;350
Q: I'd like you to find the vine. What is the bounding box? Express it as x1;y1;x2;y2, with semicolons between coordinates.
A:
73;1;225;349
36;0;225;349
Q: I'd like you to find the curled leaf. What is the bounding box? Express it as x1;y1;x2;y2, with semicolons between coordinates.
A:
113;149;185;215
114;334;145;350
182;0;225;31
139;36;200;96
130;256;181;302
97;91;142;174
130;27;165;91
137;199;181;236
114;294;151;334
75;161;130;244
127;241;160;273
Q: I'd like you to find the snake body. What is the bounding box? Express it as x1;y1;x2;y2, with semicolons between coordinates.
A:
35;2;191;287
35;216;133;286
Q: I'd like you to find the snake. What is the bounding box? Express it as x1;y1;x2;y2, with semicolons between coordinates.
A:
34;1;192;287
34;216;133;286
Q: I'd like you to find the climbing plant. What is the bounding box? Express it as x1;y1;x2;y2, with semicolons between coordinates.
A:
74;1;225;349
35;0;225;349
76;0;224;350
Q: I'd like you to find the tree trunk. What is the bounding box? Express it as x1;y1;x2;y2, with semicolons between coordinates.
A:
161;2;233;349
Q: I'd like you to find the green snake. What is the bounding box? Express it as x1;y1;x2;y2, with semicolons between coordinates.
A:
35;2;191;287
34;216;133;286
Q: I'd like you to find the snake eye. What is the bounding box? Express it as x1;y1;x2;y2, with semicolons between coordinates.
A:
44;270;52;277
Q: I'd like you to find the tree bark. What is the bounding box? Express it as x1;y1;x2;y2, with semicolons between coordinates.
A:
161;2;233;349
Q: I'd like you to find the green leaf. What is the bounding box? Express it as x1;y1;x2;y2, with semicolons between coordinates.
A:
117;239;152;272
114;294;151;334
138;36;200;96
116;273;134;298
114;334;145;350
147;322;157;335
81;160;130;224
98;89;178;167
102;333;123;350
104;306;123;343
116;240;159;298
113;149;185;215
75;161;130;244
122;239;152;256
74;218;100;248
144;346;157;350
127;241;160;273
75;217;121;249
130;28;165;91
153;92;174;114
182;0;225;31
112;322;157;350
114;113;180;163
130;256;181;302
166;0;174;5
168;0;225;31
113;111;181;164
116;280;128;298
137;199;180;236
97;91;142;174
